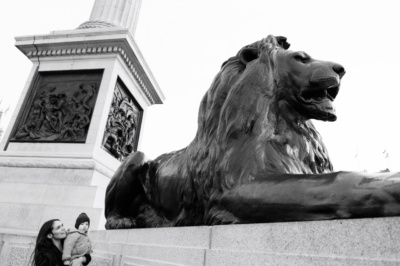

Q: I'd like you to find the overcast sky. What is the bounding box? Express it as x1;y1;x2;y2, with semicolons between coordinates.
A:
1;0;399;172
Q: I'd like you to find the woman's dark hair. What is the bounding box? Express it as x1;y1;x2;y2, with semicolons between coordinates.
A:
31;219;60;266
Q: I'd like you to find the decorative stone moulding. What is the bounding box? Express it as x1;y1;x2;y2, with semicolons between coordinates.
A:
15;28;164;106
0;159;114;177
26;45;155;105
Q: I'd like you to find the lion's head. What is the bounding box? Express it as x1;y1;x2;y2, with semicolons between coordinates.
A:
263;36;344;122
196;35;345;139
191;35;344;176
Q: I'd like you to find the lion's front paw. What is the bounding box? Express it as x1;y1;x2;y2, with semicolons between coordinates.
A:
105;215;136;229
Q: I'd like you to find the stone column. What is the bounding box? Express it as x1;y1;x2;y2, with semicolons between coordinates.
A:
78;0;142;37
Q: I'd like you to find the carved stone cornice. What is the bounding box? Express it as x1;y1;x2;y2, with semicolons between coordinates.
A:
15;28;164;105
25;44;155;104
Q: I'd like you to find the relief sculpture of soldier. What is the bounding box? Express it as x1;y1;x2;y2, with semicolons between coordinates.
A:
13;82;98;142
102;85;141;161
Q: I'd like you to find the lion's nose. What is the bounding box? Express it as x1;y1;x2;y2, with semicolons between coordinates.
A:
332;64;345;78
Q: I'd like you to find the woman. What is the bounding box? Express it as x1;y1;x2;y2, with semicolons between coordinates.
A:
31;219;91;266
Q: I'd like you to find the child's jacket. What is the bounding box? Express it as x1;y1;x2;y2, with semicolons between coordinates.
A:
62;229;93;263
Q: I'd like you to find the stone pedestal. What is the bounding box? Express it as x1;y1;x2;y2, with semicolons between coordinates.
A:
89;217;400;266
2;217;398;266
0;27;164;233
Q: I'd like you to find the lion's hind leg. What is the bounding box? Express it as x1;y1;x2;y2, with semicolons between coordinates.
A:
105;151;149;229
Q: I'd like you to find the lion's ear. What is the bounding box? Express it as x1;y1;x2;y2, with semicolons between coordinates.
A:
239;47;259;65
275;36;290;50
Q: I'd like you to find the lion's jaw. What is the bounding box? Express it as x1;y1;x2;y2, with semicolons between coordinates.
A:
274;50;345;122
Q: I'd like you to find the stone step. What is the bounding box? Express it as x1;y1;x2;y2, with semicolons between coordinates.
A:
0;182;105;208
0;202;103;231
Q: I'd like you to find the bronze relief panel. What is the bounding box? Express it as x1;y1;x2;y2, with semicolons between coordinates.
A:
102;78;143;161
10;70;103;143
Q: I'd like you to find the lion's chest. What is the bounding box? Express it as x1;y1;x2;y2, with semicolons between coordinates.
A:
265;132;326;174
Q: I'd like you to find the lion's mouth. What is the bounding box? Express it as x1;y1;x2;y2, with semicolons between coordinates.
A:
298;85;339;121
299;86;339;103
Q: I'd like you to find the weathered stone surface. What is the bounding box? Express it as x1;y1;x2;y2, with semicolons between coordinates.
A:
90;217;400;266
0;233;35;266
121;244;205;266
1;218;400;265
91;251;115;266
205;250;400;266
0;166;96;185
5;244;34;266
124;226;210;248
210;217;400;260
121;256;183;266
0;202;102;231
0;182;99;207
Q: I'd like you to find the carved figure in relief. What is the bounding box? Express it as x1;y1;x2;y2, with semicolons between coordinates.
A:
41;91;59;132
105;35;400;229
14;82;98;142
124;115;137;151
75;83;97;115
14;121;40;140
102;86;141;161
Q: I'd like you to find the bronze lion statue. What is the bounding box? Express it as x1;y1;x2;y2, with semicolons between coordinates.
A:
105;35;400;229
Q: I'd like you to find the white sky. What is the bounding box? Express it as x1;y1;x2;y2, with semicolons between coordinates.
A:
1;0;399;172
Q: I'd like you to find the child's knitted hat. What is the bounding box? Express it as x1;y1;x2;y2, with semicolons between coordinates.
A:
75;212;90;229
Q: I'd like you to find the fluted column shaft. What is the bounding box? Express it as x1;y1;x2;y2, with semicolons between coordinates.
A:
79;0;142;36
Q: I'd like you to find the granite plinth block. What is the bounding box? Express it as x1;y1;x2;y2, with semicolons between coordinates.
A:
1;217;400;265
92;226;211;248
89;217;400;266
210;218;400;260
205;249;400;266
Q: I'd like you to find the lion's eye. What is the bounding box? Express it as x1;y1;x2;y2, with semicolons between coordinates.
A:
294;55;308;64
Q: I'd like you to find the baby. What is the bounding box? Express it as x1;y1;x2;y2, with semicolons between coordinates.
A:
62;213;93;266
